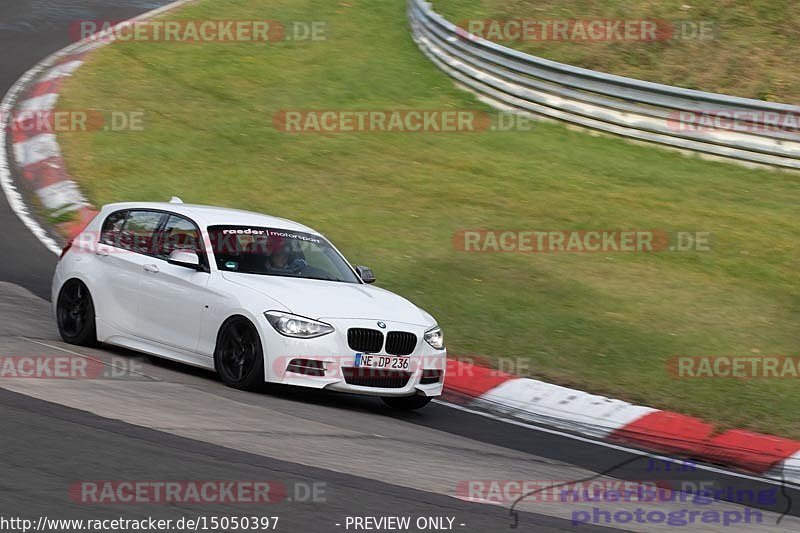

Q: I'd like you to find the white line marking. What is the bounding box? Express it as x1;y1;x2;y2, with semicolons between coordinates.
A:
477;377;658;438
0;60;62;255
16;93;59;112
19;336;154;380
434;399;799;488
13;133;61;166
40;60;84;82
35;180;88;212
452;495;506;507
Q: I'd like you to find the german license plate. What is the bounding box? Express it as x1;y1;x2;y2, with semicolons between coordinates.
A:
354;353;410;370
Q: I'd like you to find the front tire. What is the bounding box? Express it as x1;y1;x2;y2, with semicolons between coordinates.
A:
214;317;265;391
381;395;432;410
56;279;97;346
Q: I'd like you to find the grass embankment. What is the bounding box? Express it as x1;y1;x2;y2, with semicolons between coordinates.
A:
58;0;799;437
434;0;800;102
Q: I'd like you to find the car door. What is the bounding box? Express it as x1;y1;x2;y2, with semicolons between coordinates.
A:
94;209;165;335
136;213;211;353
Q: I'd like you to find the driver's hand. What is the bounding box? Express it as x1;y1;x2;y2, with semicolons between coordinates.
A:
288;258;308;272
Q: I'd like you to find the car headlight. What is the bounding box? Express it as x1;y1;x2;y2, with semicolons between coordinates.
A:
424;326;445;350
264;311;334;339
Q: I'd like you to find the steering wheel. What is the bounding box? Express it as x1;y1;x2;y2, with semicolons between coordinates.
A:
288;258;308;273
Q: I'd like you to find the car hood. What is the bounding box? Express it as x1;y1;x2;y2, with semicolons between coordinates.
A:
221;272;435;327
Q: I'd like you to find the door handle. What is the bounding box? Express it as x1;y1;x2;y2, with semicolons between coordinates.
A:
143;264;160;273
95;248;109;257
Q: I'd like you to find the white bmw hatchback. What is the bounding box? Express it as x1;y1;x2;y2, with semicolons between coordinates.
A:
52;200;446;409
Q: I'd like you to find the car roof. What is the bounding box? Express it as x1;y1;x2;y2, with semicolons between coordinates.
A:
100;202;321;236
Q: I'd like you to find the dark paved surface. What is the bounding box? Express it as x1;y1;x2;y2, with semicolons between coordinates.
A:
0;387;618;532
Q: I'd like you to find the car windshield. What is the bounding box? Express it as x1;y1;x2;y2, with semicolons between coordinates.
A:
207;226;360;284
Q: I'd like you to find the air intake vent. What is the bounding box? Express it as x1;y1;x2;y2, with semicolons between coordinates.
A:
347;328;384;353
386;332;417;356
342;368;411;388
420;369;443;384
286;359;325;377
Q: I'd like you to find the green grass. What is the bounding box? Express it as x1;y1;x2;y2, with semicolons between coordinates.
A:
58;0;799;438
433;0;800;102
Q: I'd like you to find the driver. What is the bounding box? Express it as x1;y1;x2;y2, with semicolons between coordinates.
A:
269;242;291;269
264;236;309;274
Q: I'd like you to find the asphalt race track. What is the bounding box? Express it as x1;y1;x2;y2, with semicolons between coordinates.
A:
1;2;799;532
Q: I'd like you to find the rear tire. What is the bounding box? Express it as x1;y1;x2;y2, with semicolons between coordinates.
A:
381;395;432;410
214;317;265;391
56;279;98;347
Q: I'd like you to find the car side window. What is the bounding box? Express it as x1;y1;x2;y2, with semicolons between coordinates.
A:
158;215;202;261
119;211;164;256
99;210;129;247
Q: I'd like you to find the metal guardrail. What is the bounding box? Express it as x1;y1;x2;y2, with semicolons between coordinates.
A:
408;0;800;169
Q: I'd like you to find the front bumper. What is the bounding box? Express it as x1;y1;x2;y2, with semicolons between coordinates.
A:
261;317;446;398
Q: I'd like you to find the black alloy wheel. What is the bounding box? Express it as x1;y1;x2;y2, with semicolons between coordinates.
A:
215;317;265;390
56;280;98;346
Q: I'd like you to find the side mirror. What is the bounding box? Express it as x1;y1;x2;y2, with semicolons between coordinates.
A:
356;265;376;284
168;250;204;271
